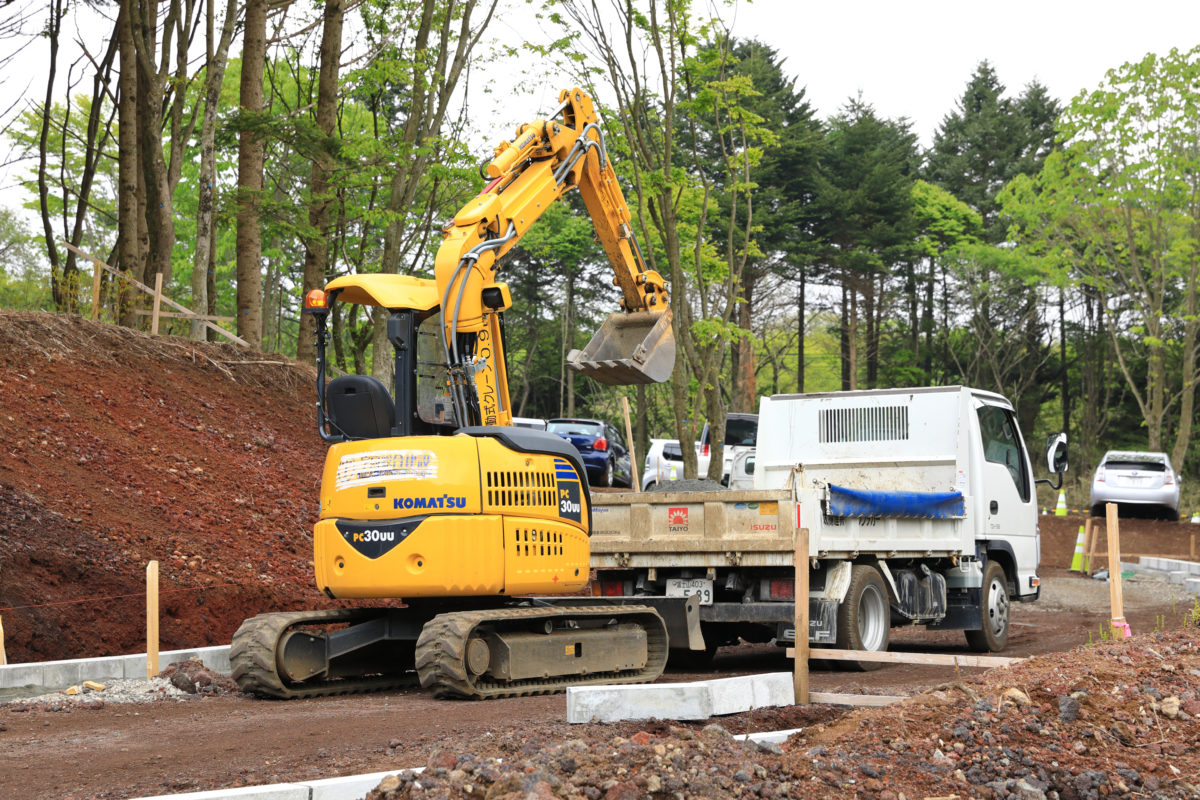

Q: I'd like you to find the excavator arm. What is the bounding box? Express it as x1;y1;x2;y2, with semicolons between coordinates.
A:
435;87;675;428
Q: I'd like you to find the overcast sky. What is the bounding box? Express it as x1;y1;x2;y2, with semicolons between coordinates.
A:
2;0;1199;209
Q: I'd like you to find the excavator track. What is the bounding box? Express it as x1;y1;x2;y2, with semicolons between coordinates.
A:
414;605;668;700
230;610;416;699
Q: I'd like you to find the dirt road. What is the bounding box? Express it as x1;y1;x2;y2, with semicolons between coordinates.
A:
2;568;1195;800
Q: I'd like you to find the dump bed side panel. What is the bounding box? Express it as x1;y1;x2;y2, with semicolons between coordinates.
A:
590;489;796;568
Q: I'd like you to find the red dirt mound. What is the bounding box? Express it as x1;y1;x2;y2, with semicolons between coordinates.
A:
0;311;336;662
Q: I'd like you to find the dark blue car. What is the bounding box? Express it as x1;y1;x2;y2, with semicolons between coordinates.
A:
546;418;632;488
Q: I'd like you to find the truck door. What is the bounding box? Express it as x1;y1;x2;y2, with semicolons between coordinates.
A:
973;401;1038;594
974;402;1036;536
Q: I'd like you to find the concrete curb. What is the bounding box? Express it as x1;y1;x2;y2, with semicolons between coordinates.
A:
567;671;795;723
124;730;807;800
1137;556;1200;595
0;645;231;690
128;768;424;800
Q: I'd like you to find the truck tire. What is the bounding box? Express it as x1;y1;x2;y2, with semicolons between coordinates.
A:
834;565;890;671
965;560;1010;652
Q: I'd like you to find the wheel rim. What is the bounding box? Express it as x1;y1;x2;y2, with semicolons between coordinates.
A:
857;583;887;651
986;576;1009;637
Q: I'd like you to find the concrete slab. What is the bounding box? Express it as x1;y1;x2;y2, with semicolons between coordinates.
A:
127;784;308;800
567;682;712;723
1169;570;1189;585
1139;557;1158;570
708;673;794;716
306;768;421;800
740;728;804;745
1185;578;1200;596
1;646;233;690
0;663;45;688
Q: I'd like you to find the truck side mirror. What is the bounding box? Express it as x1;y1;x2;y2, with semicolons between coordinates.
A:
1045;432;1068;474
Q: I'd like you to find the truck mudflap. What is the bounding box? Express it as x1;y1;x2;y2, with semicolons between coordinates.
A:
770;598;838;645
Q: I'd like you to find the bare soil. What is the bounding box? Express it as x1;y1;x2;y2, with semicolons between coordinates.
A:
1;311;1199;799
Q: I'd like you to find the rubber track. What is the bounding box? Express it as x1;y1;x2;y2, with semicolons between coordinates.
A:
230;610;413;699
414;605;669;700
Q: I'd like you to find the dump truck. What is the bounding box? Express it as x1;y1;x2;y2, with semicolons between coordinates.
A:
586;386;1068;667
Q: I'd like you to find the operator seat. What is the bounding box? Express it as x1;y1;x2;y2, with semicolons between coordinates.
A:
326;375;396;439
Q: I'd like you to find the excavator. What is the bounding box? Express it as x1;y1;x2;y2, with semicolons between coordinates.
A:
230;88;678;699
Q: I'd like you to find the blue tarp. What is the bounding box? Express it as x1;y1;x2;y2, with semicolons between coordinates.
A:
826;484;965;519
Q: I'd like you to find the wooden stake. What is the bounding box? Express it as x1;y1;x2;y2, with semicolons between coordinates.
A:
793;526;810;705
90;260;102;321
150;272;164;336
1105;503;1126;629
620;396;639;492
146;560;159;679
0;613;7;666
1085;517;1101;576
1191;531;1195;561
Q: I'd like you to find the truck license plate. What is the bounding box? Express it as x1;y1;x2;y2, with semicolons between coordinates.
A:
666;578;713;605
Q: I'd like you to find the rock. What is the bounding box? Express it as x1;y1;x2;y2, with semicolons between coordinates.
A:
602;780;639;800
63;685;80;696
1013;778;1048;800
931;749;954;765
1058;695;1080;723
860;764;880;778
1160;696;1180;718
376;774;400;793
82;680;105;691
1004;687;1032;707
169;672;197;694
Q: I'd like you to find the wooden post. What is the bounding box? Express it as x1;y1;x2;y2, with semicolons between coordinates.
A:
0;613;7;666
90;261;102;321
150;272;164;336
1105;503;1126;633
1191;531;1195;561
1085;517;1101;576
146;560;159;678
793;526;810;705
620;396;640;492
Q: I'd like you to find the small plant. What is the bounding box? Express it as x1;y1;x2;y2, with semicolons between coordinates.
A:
1154;613;1166;633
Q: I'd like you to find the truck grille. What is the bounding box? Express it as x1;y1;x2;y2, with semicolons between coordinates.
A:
485;470;557;510
820;405;909;443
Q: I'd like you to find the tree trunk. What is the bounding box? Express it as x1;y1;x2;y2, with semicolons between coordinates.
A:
298;0;345;364
192;0;237;340
117;1;141;327
236;0;267;349
797;268;806;393
37;0;64;310
731;269;756;412
133;0;176;296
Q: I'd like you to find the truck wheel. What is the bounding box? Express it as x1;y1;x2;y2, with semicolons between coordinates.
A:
965;560;1010;652
834;565;890;671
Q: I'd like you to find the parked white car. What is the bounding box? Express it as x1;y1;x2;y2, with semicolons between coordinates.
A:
1089;450;1180;520
641;413;758;490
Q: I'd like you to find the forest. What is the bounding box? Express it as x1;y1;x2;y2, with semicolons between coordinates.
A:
1;0;1199;495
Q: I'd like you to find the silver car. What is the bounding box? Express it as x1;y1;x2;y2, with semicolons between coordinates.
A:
1089;450;1180;520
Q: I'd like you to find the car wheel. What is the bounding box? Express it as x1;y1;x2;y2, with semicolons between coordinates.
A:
601;457;614;488
834;565;890;671
965;560;1010;652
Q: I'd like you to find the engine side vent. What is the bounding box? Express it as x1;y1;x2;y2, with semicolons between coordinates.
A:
819;405;909;443
485;470;557;510
512;528;565;558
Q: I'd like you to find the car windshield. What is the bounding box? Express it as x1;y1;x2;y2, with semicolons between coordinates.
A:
548;421;603;437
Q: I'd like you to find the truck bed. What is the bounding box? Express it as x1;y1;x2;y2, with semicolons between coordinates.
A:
591;486;973;566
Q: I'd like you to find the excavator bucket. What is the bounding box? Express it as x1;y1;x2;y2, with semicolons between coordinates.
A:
567;309;675;385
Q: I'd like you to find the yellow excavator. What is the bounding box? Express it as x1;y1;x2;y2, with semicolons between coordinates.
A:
230;88;678;699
